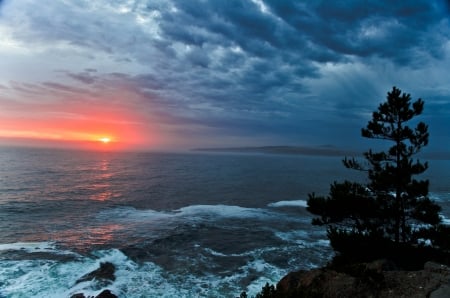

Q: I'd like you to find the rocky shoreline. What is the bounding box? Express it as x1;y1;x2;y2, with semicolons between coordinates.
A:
274;260;450;298
69;259;450;297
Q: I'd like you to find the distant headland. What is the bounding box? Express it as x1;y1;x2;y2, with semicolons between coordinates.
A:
192;145;356;157
193;145;450;160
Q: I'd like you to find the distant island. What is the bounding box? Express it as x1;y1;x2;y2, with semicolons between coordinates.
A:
193;145;356;157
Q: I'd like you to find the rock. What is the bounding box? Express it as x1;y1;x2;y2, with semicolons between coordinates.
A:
430;284;450;298
76;262;116;285
277;268;357;297
275;260;450;298
70;289;118;298
424;261;450;274
95;289;118;298
425;262;450;298
71;262;117;298
366;258;397;272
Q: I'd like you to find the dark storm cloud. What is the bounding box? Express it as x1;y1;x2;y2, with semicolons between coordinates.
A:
1;0;449;149
265;0;449;64
42;82;92;94
146;0;449;103
66;71;98;85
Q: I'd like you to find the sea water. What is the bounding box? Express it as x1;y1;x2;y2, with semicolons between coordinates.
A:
0;147;449;297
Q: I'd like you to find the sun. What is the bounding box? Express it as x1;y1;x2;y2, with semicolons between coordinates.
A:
99;137;111;144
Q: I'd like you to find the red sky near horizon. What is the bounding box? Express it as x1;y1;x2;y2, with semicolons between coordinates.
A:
0;66;167;151
0;85;159;151
0;114;149;151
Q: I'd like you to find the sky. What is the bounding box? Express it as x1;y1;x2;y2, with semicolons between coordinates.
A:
0;0;449;152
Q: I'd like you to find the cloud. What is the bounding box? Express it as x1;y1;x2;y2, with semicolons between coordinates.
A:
66;70;98;85
266;0;450;64
0;0;449;150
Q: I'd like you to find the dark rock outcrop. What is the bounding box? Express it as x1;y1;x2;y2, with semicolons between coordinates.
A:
95;290;118;298
276;260;450;298
70;289;117;298
75;262;116;285
70;262;117;298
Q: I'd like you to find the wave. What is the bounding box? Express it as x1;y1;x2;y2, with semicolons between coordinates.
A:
0;241;79;257
0;241;57;253
268;199;308;208
440;214;450;225
0;246;287;298
98;204;280;223
175;204;273;219
0;203;330;297
0;248;170;298
430;192;450;202
0;248;115;298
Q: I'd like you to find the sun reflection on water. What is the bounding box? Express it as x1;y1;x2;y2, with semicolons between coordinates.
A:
55;224;125;252
88;158;118;201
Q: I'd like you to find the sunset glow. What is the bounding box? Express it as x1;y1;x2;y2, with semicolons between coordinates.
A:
0;112;154;151
0;93;158;151
99;137;111;144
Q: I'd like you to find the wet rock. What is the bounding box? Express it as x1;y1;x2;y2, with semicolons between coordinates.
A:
70;263;117;298
70;290;118;298
76;262;116;285
95;289;118;298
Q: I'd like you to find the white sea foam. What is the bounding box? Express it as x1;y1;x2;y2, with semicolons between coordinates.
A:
0;248;184;298
99;204;276;224
268;199;308;208
430;192;450;202
441;215;450;225
0;241;78;257
241;259;287;296
0;241;56;252
175;204;270;219
0;248;128;298
316;239;331;247
0;246;285;298
275;230;310;243
275;230;330;249
193;249;289;297
97;206;172;222
203;247;228;257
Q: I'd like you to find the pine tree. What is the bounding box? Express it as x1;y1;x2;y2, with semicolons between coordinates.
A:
307;87;443;261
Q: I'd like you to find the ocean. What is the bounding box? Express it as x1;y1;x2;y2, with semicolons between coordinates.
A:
0;147;449;297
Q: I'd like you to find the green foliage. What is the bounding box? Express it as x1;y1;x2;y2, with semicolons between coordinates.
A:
307;86;445;265
308;181;379;233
